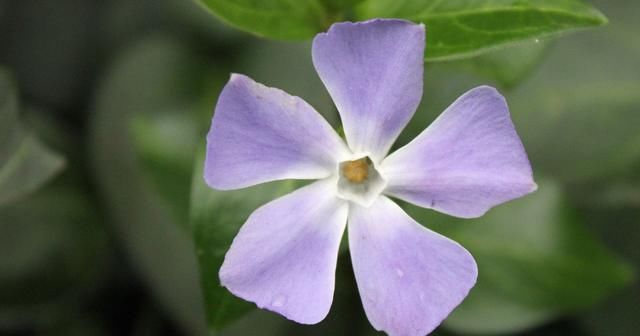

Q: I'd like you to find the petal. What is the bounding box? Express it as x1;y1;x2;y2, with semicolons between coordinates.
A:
381;86;537;218
205;74;349;190
312;19;425;162
348;197;477;336
219;180;348;324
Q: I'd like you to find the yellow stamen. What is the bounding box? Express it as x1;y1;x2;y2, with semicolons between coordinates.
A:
342;158;369;183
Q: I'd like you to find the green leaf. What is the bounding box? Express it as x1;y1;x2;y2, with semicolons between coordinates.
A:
403;181;633;334
0;70;65;205
195;0;331;40
356;0;608;61
190;147;297;331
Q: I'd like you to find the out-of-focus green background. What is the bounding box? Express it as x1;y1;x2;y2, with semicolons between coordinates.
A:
0;0;638;335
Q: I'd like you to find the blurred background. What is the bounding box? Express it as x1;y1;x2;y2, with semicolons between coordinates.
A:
0;0;638;335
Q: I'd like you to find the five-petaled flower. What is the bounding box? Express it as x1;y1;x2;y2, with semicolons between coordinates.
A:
205;19;536;336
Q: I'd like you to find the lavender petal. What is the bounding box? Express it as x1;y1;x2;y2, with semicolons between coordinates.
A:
312;19;424;162
349;196;478;336
382;86;536;218
205;74;348;190
348;197;477;336
219;180;348;324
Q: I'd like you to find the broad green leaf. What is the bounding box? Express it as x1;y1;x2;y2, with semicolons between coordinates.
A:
356;0;607;61
0;71;65;205
195;0;330;40
190;148;297;331
403;181;633;334
89;36;209;335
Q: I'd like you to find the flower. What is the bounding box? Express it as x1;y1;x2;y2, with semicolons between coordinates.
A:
204;19;536;336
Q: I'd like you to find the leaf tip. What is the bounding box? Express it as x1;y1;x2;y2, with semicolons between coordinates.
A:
594;10;609;26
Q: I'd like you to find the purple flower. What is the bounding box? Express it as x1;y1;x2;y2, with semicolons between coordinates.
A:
204;19;536;336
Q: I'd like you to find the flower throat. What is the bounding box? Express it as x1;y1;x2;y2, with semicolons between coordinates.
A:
341;158;370;183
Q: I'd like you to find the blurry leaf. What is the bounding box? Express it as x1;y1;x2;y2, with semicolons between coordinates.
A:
450;39;551;89
515;85;640;182
397;0;640;187
0;182;108;328
218;310;292;336
195;0;330;40
89;36;210;335
507;0;640;183
570;160;640;208
356;0;607;61
105;0;242;53
0;135;65;205
42;316;109;336
444;282;555;334
127;47;226;225
578;208;640;336
0;70;65;205
102;33;214;226
131;111;201;223
190;147;297;331
235;39;338;126
0;0;99;111
321;0;365;12
403;181;633;334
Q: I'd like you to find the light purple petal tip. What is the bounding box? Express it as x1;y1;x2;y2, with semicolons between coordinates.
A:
219;180;348;324
312;19;425;162
382;86;537;218
205;74;348;190
348;197;477;336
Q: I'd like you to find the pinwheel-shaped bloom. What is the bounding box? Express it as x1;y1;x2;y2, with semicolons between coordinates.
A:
205;19;536;336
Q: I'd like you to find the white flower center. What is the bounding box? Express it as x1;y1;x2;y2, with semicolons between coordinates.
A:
336;156;386;207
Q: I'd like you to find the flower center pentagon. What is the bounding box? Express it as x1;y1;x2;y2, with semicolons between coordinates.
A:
341;158;369;183
337;156;387;207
